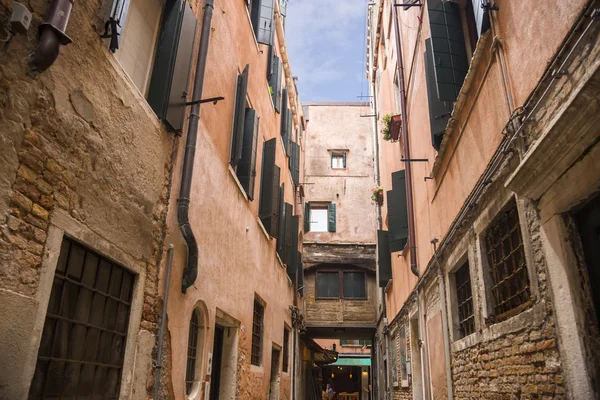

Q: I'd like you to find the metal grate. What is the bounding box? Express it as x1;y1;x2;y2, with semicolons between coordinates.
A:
485;201;531;322
185;310;200;394
251;300;265;366
282;328;290;372
28;237;134;399
455;261;475;337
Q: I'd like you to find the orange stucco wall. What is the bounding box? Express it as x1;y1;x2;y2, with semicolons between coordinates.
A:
160;2;303;399
372;0;587;320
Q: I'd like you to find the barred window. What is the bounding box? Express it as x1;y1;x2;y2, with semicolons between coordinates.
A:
455;261;475;338
282;327;290;372
28;237;134;399
185;310;200;394
485;200;531;322
251;299;265;366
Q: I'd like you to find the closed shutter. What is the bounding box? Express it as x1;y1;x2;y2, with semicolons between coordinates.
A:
387;171;409;252
285;109;293;156
297;251;304;296
230;65;250;166
290;141;300;186
471;0;490;37
282;110;290;156
424;38;453;151
378;230;392;287
283;203;294;266
280;87;288;135
304;203;311;232
427;0;469;101
277;184;286;259
250;0;275;45
237;109;260;200
267;42;274;79
287;215;299;282
147;1;198;132
259;139;280;237
271;57;282;113
327;203;336;232
104;0;131;52
342;152;347;169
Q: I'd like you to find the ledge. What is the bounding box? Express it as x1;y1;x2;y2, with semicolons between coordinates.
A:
228;165;249;201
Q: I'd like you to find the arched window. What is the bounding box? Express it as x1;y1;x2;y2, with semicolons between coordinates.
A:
185;310;200;395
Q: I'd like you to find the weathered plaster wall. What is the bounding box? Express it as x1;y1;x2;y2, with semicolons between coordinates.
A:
316;339;372;355
0;0;174;398
161;2;303;399
304;104;377;245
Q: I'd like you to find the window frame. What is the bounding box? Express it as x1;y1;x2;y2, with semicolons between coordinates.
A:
330;151;346;170
315;270;367;300
282;326;290;373
454;260;475;339
251;298;266;366
309;206;329;232
185;309;200;395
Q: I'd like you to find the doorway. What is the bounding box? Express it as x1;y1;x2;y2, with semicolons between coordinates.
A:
410;315;424;400
575;195;600;325
209;324;237;400
269;347;281;400
209;325;224;400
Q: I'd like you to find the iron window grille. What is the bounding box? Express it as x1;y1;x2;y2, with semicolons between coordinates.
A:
455;261;475;338
28;237;134;399
251;300;265;366
485;200;531;322
185;310;200;394
282;327;290;372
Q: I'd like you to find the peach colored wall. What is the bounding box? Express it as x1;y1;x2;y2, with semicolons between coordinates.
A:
304;104;377;244
316;339;372;356
371;0;588;320
160;2;303;399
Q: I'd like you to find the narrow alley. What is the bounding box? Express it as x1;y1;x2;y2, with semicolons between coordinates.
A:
0;0;598;399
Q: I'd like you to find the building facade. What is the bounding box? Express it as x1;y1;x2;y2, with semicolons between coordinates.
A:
368;0;600;399
0;0;306;399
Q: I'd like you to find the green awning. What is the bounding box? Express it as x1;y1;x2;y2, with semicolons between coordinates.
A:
330;357;371;367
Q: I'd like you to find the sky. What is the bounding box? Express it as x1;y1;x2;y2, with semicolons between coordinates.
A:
285;1;369;102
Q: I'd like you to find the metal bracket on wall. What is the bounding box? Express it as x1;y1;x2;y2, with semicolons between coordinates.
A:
184;96;225;106
393;1;422;8
401;158;428;162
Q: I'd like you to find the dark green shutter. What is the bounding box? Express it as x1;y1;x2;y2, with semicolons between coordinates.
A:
277;184;286;259
327;203;336;232
342;152;347;168
471;0;490;36
230;65;250;166
267;43;274;79
237;108;259;200
304;203;311;232
290;142;300;186
147;1;198;132
287;215;299;282
271;57;282;113
424;39;453;151
259;139;280;237
285;110;293;156
283;203;293;266
378;230;392;287
250;0;274;45
427;0;469;101
281;87;288;135
297;251;304;297
387;171;409;252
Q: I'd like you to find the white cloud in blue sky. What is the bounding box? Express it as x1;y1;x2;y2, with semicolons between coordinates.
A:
285;0;369;102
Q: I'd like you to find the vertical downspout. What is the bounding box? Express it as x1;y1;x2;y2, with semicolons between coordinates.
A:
154;245;175;400
179;0;215;293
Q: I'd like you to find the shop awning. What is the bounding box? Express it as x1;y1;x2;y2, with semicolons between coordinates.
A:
330;357;371;367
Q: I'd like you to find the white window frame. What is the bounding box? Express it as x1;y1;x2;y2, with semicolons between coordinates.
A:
331;152;346;169
310;207;328;232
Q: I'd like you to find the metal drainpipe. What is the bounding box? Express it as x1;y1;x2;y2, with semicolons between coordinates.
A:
31;0;73;72
179;0;215;293
432;240;454;400
154;244;175;400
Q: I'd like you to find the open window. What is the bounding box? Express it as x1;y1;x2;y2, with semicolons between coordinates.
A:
330;151;346;169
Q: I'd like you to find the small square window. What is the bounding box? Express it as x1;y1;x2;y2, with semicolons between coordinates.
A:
331;152;346;169
455;261;475;338
310;207;328;232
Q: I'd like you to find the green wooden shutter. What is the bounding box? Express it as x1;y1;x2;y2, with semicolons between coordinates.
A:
288;216;299;282
281;87;288;134
424;38;453;151
277;184;286;259
271;57;282;113
259;138;280;237
283;203;294;265
290;142;300;186
427;0;469;101
147;1;198;132
297;251;304;296
230;65;250;166
342;152;347;169
237;108;259;200
471;0;490;37
251;0;275;45
304;203;311;232
267;42;274;79
327;203;336;232
387;171;409;252
378;230;392;287
285;110;293;156
104;0;131;52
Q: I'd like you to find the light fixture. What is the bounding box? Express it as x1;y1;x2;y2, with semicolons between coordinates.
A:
350;373;353;379
331;373;335;379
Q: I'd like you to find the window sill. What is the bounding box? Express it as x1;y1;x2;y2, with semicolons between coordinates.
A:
244;7;261;54
257;217;270;241
228;165;249;201
250;364;264;373
276;252;285;269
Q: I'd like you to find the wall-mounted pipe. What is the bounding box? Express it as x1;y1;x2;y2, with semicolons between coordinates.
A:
392;3;419;278
31;0;73;72
179;0;215;293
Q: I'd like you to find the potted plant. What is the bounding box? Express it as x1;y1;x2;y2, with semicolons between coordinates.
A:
381;114;392;141
371;186;384;206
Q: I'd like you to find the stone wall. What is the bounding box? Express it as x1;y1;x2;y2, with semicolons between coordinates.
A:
0;0;174;397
